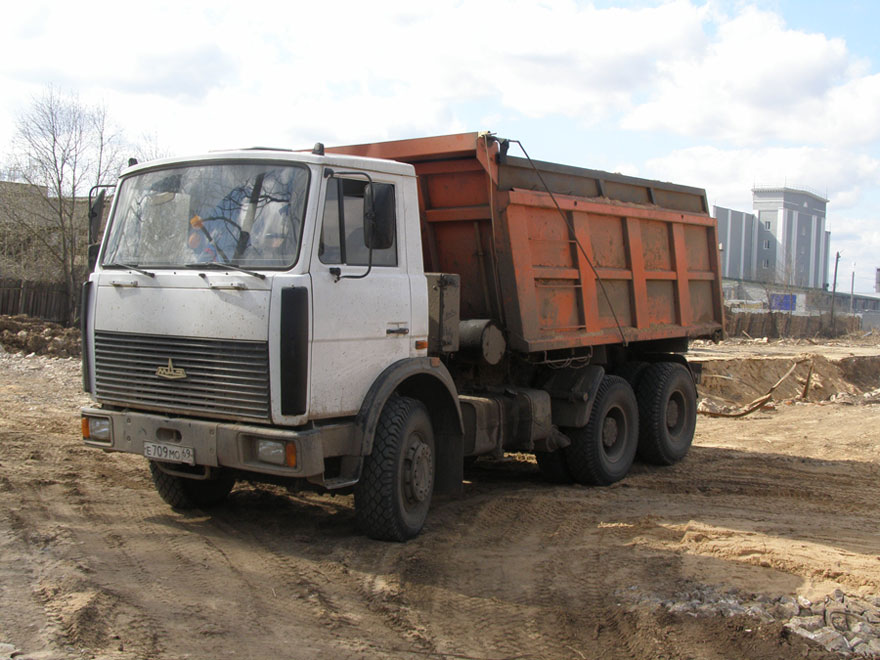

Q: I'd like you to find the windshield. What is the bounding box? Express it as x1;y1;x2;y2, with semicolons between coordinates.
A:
102;162;309;269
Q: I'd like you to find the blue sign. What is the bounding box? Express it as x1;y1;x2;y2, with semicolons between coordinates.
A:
769;293;796;311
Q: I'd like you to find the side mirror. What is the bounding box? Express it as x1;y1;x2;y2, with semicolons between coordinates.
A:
88;189;105;245
363;183;394;250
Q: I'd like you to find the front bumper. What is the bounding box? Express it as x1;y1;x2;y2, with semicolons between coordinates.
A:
81;407;358;484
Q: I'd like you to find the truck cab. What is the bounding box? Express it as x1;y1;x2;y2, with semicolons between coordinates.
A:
82;147;462;541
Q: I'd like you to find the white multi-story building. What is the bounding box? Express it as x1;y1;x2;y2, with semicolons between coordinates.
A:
715;186;830;289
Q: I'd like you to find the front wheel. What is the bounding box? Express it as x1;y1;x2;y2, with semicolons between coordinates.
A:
149;461;235;509
355;395;435;542
563;375;638;486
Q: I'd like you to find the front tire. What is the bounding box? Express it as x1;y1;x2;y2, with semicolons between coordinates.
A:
149;461;235;509
355;396;435;542
563;375;638;486
636;362;697;465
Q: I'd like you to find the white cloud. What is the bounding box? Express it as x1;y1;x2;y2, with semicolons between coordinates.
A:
644;145;880;212
823;215;880;292
0;1;715;152
3;1;877;154
622;5;880;146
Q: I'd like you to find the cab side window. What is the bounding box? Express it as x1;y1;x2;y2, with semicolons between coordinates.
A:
319;178;397;266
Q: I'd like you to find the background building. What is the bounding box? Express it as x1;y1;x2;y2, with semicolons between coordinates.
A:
715;186;830;289
752;186;830;289
714;206;758;281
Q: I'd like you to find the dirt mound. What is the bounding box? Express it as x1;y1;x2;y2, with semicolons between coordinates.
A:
698;355;862;409
836;355;880;391
0;314;80;358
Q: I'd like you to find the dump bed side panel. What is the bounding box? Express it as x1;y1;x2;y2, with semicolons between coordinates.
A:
326;133;723;353
495;189;722;352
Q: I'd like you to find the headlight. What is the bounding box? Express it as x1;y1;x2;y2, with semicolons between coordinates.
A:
82;416;112;442
255;439;297;467
256;439;285;465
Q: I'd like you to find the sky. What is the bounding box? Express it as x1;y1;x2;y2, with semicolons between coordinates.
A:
1;0;879;292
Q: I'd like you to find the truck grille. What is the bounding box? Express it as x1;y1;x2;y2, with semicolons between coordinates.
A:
94;331;270;421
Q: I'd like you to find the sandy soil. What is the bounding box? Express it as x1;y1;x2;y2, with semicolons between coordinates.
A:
0;340;878;659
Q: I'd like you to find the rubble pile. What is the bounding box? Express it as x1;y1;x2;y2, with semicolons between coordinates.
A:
618;585;880;657
826;386;880;405
0;315;80;358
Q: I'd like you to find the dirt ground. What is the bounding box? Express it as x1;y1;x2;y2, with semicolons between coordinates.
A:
0;332;878;659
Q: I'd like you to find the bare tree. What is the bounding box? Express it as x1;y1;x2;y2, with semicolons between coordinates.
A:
0;87;127;324
133;130;173;163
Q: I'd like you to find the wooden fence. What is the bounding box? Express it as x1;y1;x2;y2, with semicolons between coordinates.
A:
0;279;76;324
725;310;861;339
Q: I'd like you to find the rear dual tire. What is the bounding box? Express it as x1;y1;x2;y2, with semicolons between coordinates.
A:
635;362;697;465
563;375;639;486
537;362;697;485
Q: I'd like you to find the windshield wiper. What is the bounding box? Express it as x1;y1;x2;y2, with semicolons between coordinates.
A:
104;262;156;277
184;261;266;280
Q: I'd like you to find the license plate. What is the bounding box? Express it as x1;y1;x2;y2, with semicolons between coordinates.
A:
144;441;195;465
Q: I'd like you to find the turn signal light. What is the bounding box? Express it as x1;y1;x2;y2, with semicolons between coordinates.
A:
285;442;297;468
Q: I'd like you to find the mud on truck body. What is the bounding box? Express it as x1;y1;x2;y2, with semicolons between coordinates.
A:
81;132;723;541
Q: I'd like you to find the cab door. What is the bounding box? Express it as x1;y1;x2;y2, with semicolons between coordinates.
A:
308;173;412;418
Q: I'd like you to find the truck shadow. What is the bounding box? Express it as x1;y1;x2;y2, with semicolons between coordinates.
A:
146;444;878;562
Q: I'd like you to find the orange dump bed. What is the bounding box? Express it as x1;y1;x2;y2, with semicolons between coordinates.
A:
327;133;723;353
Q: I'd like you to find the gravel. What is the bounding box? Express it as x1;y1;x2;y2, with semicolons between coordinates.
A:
618;584;880;657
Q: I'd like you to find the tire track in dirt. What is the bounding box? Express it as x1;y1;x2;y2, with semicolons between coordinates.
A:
34;479;166;656
204;498;373;653
15;430;277;658
190;486;448;657
0;507;69;654
349;484;651;659
73;481;346;658
0;471;161;658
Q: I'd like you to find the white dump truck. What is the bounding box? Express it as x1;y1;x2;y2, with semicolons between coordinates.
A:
81;132;723;540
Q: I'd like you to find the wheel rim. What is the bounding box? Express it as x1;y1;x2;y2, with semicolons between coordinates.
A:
601;406;628;463
403;433;433;507
666;390;686;439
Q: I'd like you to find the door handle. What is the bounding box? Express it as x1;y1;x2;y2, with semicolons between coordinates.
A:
386;327;409;335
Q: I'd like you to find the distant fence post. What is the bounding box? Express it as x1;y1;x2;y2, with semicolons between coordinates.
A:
0;278;71;325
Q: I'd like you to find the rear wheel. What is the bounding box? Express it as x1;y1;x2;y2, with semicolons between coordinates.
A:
636;362;697;465
355;396;435;542
563;375;638;485
149;461;235;509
